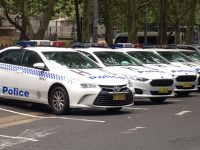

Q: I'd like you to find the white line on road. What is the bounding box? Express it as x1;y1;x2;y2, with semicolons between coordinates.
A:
122;126;146;134
0;107;105;123
123;107;149;111
0;135;38;142
174;110;192;116
166;99;181;102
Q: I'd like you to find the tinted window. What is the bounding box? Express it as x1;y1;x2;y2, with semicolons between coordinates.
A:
181;51;200;61
157;51;192;62
94;51;142;66
0;49;23;65
43;51;100;69
79;51;98;62
22;51;43;68
127;51;170;64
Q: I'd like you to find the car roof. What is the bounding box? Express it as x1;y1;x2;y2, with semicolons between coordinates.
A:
76;47;116;52
2;46;76;53
148;48;184;52
117;48;149;52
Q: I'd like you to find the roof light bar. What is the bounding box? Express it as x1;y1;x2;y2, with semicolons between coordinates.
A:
17;41;37;47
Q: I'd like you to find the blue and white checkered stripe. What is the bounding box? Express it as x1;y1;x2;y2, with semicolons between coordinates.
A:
0;63;73;83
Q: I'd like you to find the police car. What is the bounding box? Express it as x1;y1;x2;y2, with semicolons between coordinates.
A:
0;41;134;115
151;48;200;90
75;47;175;103
120;48;198;96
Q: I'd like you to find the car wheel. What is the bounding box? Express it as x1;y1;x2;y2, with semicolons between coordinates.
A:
175;91;190;97
106;107;122;113
150;98;166;104
49;86;70;115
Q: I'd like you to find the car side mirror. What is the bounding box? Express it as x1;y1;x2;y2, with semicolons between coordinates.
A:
33;63;46;70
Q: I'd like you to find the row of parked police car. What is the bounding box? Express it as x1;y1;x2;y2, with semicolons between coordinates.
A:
0;40;200;115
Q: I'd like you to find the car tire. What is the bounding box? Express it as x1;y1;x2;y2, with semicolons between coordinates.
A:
106;107;122;113
150;98;166;104
49;86;70;115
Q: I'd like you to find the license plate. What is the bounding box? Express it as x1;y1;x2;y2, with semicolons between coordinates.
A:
113;94;126;101
159;87;169;93
183;82;192;88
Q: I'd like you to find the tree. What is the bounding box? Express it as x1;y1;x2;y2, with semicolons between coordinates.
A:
100;0;113;44
82;0;92;42
127;0;152;44
185;0;198;44
158;0;167;45
74;0;82;42
0;0;57;40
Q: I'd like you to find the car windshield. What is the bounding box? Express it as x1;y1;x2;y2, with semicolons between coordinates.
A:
181;51;200;62
157;51;193;62
43;51;101;69
127;51;170;64
94;51;142;66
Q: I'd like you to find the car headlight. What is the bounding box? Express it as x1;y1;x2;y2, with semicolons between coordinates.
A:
126;75;149;82
80;83;99;88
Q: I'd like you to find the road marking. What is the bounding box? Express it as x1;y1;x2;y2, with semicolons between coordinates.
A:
124;107;149;111
0;135;38;142
0;126;59;149
122;127;146;134
0;107;105;123
174;110;192;116
166;99;181;102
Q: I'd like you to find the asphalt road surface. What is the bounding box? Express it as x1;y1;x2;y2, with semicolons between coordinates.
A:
0;92;200;150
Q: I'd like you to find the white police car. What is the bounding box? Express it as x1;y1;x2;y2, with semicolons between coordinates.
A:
0;41;134;115
151;48;200;89
76;47;175;103
121;48;198;96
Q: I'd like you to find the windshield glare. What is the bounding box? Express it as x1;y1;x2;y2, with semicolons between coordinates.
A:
94;51;142;66
43;51;100;69
181;51;200;61
157;51;193;62
127;51;170;64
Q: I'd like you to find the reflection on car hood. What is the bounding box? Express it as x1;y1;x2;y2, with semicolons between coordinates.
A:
170;62;200;73
103;66;173;79
143;64;197;75
68;68;128;86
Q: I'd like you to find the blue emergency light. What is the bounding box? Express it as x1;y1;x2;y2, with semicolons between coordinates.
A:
16;41;37;47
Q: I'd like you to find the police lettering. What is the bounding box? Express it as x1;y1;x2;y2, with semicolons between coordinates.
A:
3;86;29;97
89;75;125;79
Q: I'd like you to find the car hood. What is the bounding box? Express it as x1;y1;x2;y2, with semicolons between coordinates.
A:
143;64;197;76
66;68;128;86
170;62;200;73
104;66;173;79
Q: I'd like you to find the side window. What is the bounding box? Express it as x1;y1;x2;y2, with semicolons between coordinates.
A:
0;49;23;65
79;51;98;62
22;51;43;68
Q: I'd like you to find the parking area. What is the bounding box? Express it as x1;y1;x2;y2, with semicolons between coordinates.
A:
1;92;200;150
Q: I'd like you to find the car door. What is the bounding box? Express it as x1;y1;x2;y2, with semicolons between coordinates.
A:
16;50;48;103
0;49;23;99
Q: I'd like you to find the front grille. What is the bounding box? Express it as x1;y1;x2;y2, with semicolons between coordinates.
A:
150;91;172;95
176;75;197;82
93;89;133;106
176;85;195;89
99;85;129;92
150;79;174;86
